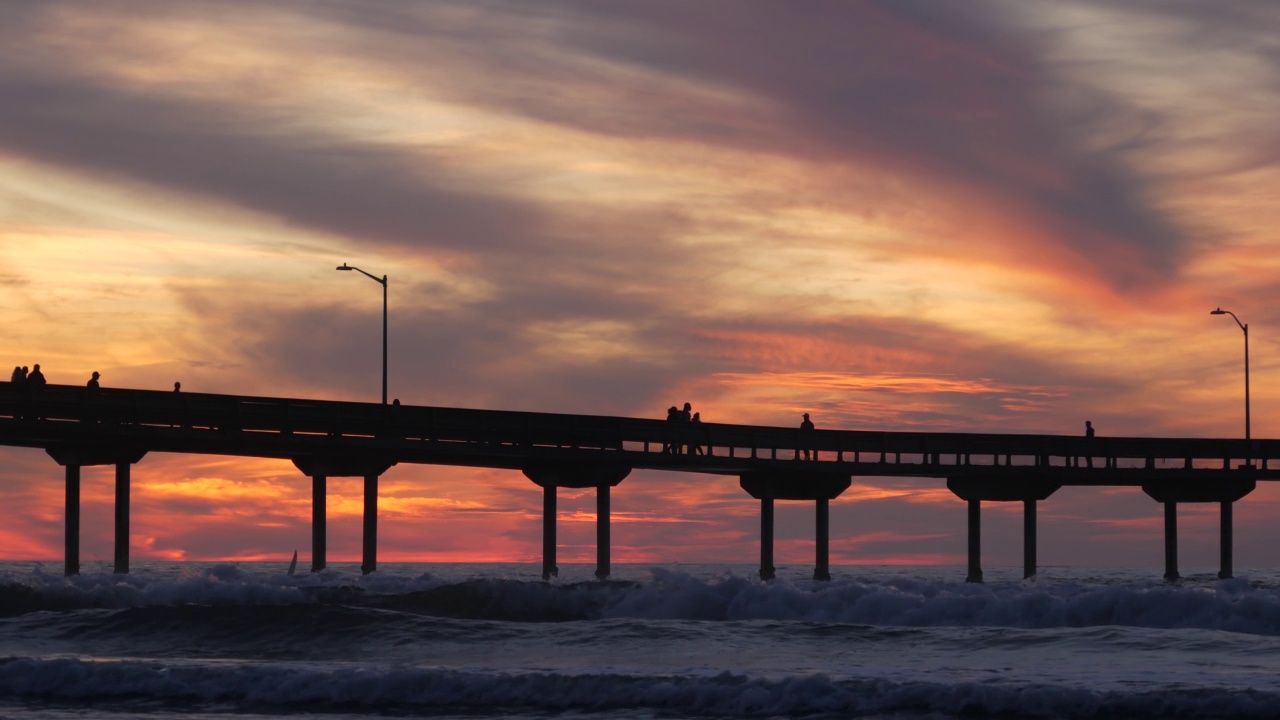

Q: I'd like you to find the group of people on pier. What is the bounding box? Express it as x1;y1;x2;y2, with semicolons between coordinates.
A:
9;364;46;387
10;365;104;391
664;402;704;455
661;403;820;460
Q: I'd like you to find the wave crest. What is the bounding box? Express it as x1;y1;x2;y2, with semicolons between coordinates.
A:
4;566;1280;635
1;657;1277;719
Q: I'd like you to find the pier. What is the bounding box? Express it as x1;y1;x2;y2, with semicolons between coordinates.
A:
2;382;1276;581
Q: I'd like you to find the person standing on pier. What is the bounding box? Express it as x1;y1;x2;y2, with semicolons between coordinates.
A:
689;411;705;455
86;372;100;392
664;406;680;454
798;412;815;460
1084;420;1095;468
24;364;45;420
679;403;694;455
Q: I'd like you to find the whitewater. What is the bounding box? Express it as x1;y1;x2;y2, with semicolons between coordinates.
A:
1;562;1279;719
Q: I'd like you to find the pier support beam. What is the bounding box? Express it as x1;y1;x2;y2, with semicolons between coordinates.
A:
1143;479;1254;582
292;456;396;576
523;463;631;581
1163;501;1178;581
64;465;80;577
542;483;557;580
966;499;982;583
362;474;378;575
739;472;851;582
1220;501;1233;581
946;477;1060;583
114;462;131;574
1023;499;1037;581
46;445;147;576
596;483;611;580
815;497;831;581
311;475;327;572
760;497;776;581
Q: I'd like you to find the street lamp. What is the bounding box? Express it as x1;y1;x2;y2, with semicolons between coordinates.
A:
337;263;388;405
1210;308;1249;440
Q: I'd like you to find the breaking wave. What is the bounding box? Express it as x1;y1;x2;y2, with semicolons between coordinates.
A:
1;656;1277;718
3;564;1280;634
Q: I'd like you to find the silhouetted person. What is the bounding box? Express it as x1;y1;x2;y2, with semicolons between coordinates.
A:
1084;420;1095;467
676;402;694;455
13;366;29;419
82;371;101;423
664;406;680;454
797;412;815;460
25;364;44;420
168;381;185;428
689;411;704;455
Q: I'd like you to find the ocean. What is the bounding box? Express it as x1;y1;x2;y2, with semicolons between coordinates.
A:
0;561;1278;719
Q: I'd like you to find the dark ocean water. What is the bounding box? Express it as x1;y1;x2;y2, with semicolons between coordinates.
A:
1;561;1279;719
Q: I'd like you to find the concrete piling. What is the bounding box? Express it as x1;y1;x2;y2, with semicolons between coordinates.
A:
311;475;327;572
966;498;982;583
291;457;395;577
739;473;850;582
596;483;611;580
542;483;558;580
522;463;631;582
814;496;831;581
946;477;1061;583
64;464;80;577
362;474;378;575
1142;479;1254;582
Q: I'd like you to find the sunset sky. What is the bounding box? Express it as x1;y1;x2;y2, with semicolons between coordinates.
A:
3;1;1280;571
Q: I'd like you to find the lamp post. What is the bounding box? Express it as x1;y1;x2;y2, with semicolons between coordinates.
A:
337;263;388;404
1210;308;1249;440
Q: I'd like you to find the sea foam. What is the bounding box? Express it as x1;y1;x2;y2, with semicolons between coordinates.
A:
3;565;1280;636
1;656;1277;719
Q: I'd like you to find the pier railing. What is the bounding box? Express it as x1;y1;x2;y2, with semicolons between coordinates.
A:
0;382;1275;481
